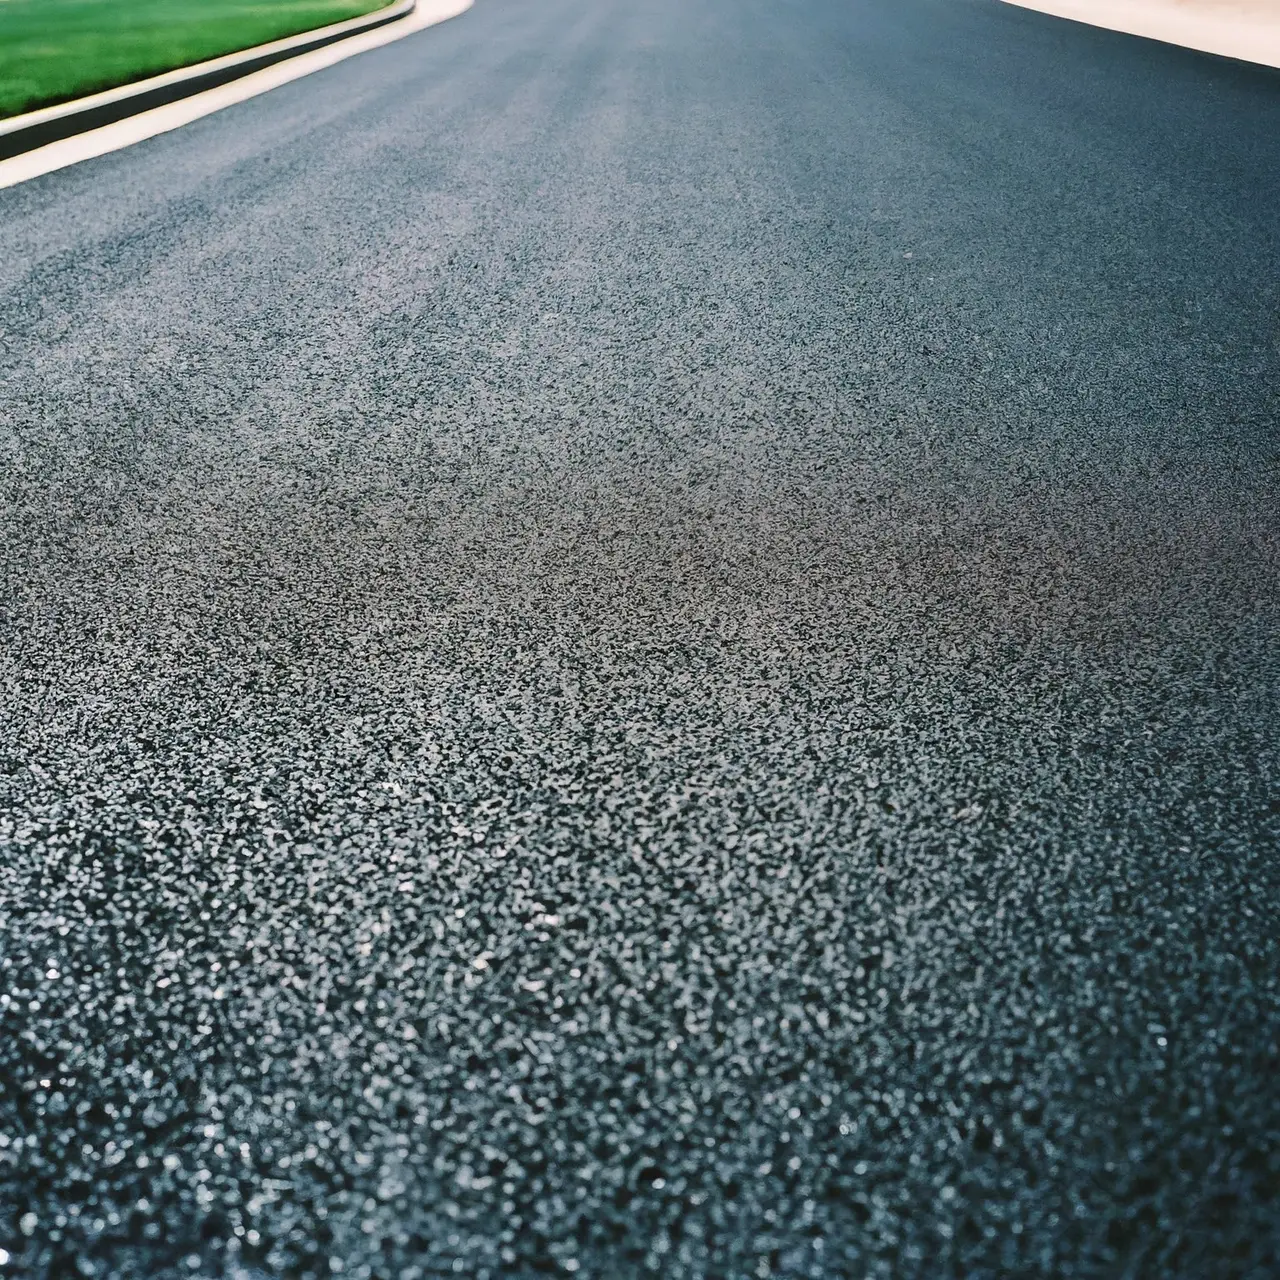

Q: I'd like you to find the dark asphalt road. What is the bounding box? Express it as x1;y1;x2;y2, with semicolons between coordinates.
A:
2;0;1280;1276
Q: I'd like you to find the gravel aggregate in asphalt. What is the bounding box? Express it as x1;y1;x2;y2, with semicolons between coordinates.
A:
1;0;1279;1276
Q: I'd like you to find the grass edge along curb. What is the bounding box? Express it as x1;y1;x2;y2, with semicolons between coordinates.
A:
0;0;415;161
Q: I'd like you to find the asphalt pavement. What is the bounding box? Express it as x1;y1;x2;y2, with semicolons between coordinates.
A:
2;0;1279;1275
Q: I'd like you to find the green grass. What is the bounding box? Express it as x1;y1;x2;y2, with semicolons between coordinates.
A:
0;0;395;119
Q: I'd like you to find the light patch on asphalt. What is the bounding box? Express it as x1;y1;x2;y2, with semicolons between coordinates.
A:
0;0;473;192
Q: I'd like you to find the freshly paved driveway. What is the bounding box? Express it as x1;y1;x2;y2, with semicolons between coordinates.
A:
2;0;1278;1275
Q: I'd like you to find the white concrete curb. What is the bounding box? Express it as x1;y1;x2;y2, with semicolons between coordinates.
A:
0;0;471;190
0;0;415;158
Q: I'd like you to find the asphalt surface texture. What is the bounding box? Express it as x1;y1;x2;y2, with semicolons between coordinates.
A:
2;0;1280;1276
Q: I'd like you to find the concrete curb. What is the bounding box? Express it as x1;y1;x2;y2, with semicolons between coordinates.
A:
0;0;416;162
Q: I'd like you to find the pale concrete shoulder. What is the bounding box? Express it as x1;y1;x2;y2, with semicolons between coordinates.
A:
1002;0;1280;68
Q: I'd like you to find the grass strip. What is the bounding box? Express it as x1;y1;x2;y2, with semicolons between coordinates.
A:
0;0;396;119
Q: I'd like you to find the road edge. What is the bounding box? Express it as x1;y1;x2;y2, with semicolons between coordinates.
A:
1000;0;1280;70
0;0;418;162
0;0;471;190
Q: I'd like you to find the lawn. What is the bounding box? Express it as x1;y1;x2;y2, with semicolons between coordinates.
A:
0;0;395;119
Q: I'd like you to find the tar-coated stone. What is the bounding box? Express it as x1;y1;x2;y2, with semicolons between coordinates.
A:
1;0;1279;1276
